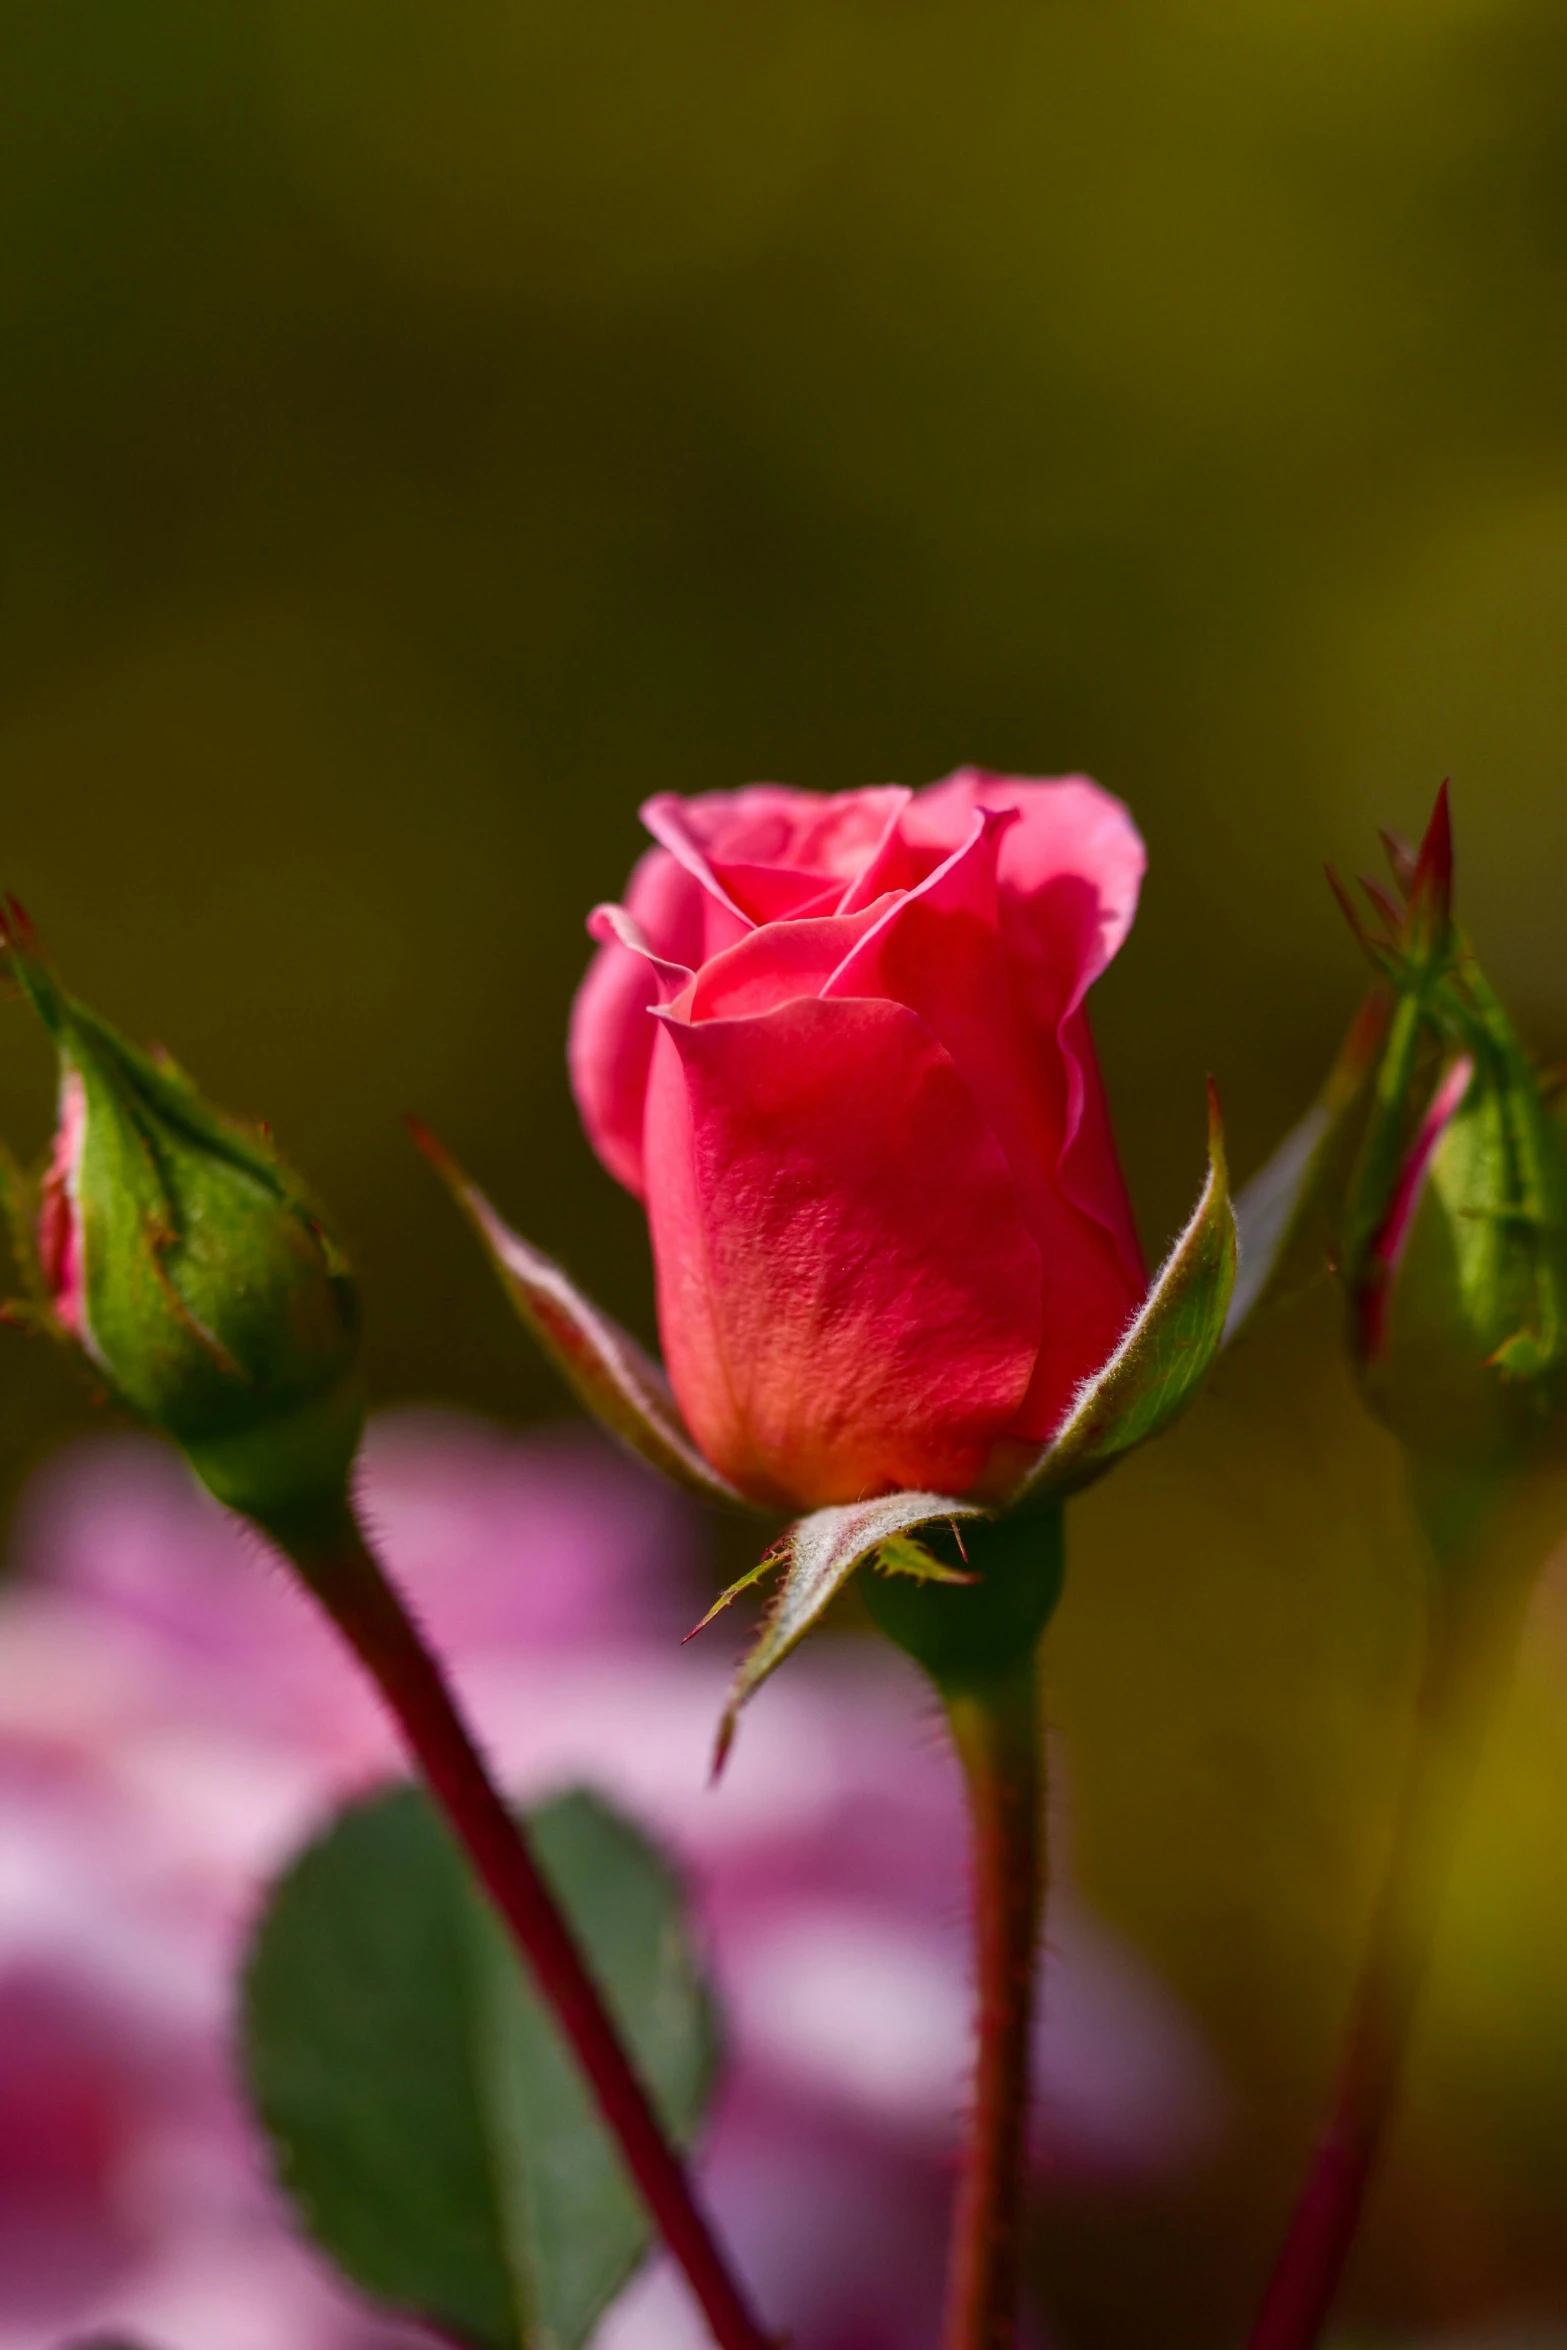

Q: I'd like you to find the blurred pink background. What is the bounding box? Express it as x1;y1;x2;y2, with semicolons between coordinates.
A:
0;1410;1219;2350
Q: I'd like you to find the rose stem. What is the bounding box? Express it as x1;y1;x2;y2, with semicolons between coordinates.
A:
942;1659;1045;2350
1244;1513;1533;2350
269;1500;774;2350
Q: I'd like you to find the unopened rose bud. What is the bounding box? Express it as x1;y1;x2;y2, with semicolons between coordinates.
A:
423;774;1237;1745
567;772;1152;1510
3;913;363;1527
1328;790;1567;1472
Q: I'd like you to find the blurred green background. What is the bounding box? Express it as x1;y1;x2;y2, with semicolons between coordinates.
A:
1;1;1564;2343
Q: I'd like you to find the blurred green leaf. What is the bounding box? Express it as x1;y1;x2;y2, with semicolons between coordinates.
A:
244;1783;718;2350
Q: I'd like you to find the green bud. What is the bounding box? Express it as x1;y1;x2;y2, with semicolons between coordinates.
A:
2;914;363;1526
1328;791;1567;1473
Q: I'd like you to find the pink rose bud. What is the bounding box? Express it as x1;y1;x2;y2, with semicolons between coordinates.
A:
2;912;363;1531
37;1063;89;1341
1315;786;1567;1472
568;774;1148;1509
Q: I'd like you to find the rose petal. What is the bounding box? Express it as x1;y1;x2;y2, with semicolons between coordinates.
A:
905;771;1146;1287
568;842;744;1197
644;996;1042;1506
643;785;911;925
828;811;1142;1442
585;902;693;994
38;1069;89;1341
684;905;891;1023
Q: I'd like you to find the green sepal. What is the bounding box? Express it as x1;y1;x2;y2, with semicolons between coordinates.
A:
1441;959;1567;1385
0;1135;57;1331
1338;984;1439;1296
1362;1021;1567;1471
873;1532;977;1587
1225;990;1391;1340
1003;1083;1236;1508
410;1120;752;1511
701;1489;989;1772
244;1783;718;2350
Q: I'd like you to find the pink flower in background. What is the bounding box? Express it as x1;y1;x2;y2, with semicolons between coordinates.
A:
0;1413;1219;2350
569;774;1147;1508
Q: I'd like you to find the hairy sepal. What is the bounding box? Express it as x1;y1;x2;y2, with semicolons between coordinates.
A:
1005;1083;1236;1507
410;1120;749;1511
702;1490;988;1772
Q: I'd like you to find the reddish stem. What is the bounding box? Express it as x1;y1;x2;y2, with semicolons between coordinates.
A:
1245;1555;1529;2350
276;1506;774;2350
942;1665;1045;2350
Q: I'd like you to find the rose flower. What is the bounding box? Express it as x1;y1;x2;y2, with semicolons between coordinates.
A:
569;772;1147;1510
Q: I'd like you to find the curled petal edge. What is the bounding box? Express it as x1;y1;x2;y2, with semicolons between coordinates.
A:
408;1118;750;1512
